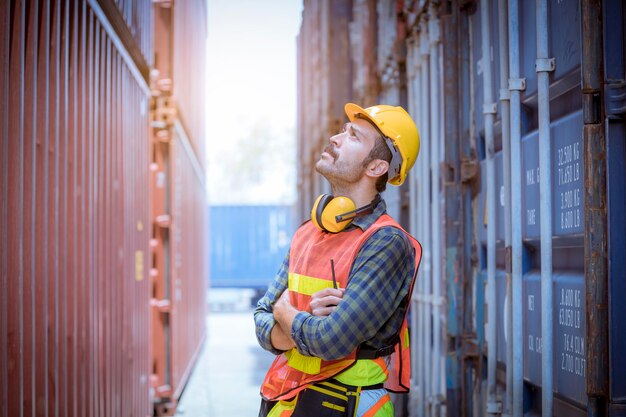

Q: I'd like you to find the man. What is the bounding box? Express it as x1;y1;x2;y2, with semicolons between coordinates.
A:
255;103;422;417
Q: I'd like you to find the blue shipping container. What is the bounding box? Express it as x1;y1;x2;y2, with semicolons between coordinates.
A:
209;205;296;288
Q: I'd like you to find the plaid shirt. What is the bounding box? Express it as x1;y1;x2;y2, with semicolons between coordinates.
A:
254;198;416;361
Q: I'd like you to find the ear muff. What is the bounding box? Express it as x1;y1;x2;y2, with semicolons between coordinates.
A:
311;194;357;233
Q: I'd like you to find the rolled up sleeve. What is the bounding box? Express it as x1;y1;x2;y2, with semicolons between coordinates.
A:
254;250;290;355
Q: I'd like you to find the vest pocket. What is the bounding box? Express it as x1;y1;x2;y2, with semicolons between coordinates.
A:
291;382;357;417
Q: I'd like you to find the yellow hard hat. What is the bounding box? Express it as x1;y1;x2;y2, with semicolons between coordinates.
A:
344;103;420;186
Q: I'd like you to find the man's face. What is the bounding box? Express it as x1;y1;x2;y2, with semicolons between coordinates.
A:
314;118;378;185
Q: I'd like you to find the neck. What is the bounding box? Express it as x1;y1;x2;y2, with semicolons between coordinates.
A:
331;182;379;208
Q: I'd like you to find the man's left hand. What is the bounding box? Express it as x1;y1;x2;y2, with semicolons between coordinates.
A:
309;288;344;316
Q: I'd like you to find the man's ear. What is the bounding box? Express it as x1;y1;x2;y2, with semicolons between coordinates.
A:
366;159;390;179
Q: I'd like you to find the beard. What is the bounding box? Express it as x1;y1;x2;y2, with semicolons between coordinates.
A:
315;145;366;185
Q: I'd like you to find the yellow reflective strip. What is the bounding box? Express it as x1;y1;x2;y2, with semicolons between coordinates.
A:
268;398;297;417
404;327;410;347
322;401;346;412
353;386;362;414
309;385;349;401
285;349;322;374
288;273;334;296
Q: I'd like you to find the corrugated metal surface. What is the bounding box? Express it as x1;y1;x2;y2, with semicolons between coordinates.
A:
150;1;208;414
349;0;379;106
169;125;207;402
172;0;207;165
469;0;587;413
110;0;154;65
297;0;626;416
209;205;295;289
604;0;626;411
153;0;207;169
376;0;409;222
297;0;353;222
0;1;151;417
1;0;207;416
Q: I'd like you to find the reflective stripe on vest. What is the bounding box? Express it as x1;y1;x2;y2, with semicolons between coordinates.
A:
261;215;422;401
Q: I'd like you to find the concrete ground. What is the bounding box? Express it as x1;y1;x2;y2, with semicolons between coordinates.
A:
176;289;275;417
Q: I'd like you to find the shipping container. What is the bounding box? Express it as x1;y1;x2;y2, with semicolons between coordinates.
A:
296;1;626;416
0;0;208;416
150;0;208;415
209;205;295;289
0;1;152;416
153;0;207;169
297;0;354;222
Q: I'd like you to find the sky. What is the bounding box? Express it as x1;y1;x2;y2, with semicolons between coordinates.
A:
205;0;303;205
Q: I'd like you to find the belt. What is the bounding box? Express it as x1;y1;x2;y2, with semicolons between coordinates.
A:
356;344;395;360
356;334;399;360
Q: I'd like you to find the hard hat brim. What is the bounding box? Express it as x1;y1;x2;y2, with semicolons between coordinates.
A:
344;103;380;130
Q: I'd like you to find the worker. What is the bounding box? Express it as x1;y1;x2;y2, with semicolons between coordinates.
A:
254;102;422;417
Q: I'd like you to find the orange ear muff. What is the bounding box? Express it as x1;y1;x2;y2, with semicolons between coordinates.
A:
311;194;357;233
311;194;333;231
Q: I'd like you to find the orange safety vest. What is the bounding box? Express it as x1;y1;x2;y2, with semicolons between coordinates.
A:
261;214;422;401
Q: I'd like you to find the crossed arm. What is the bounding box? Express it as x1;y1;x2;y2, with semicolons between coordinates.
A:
270;287;344;350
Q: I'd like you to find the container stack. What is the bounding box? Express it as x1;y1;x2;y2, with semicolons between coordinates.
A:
150;0;208;415
0;1;208;416
296;1;626;416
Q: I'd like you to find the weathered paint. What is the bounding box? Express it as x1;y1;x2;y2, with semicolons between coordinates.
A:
604;0;626;411
0;1;208;416
294;0;624;416
438;1;468;415
150;1;208;414
0;1;151;416
296;0;356;223
581;1;609;413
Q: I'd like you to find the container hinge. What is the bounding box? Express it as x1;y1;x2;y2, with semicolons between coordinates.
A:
151;298;171;313
442;161;456;185
535;57;555;73
461;158;479;184
499;88;511;101
155;384;172;397
153;96;177;127
461;335;479;359
155;214;171;228
487;400;503;414
505;246;512;274
153;0;173;8
508;78;526;92
605;80;626;116
583;90;602;124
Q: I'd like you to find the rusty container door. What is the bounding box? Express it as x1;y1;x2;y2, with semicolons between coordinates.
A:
150;0;208;415
296;0;353;222
0;0;153;416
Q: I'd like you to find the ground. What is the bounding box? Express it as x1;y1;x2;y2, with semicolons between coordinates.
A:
176;289;275;417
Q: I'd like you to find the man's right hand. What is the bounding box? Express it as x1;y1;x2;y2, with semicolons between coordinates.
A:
309;288;345;316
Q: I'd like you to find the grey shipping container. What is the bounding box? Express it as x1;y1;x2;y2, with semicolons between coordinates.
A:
296;0;626;416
